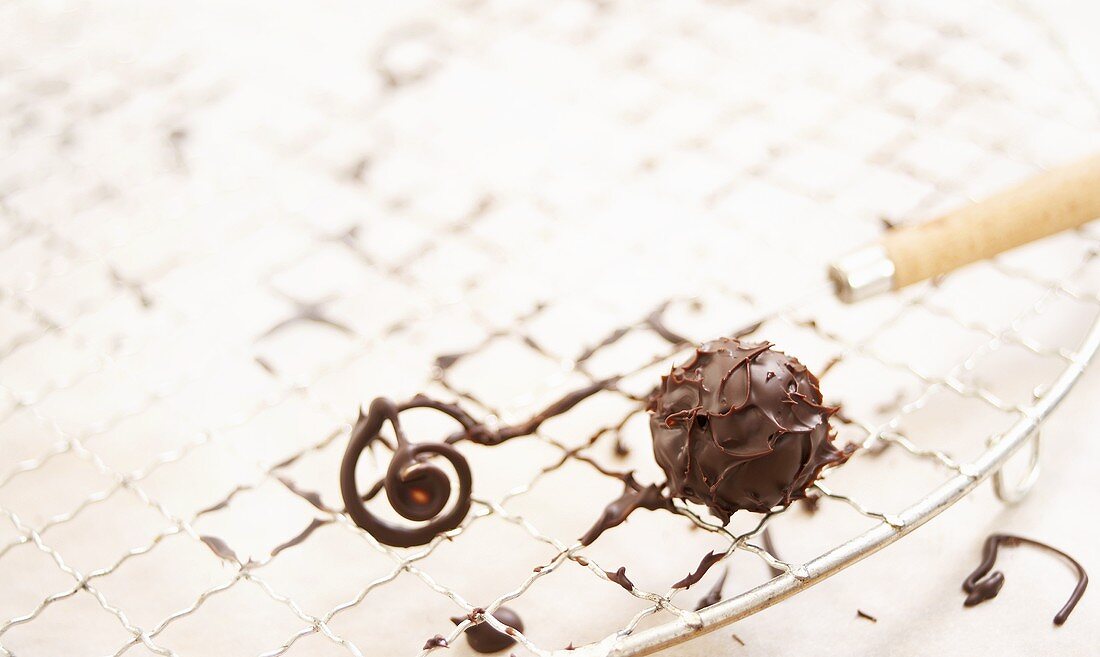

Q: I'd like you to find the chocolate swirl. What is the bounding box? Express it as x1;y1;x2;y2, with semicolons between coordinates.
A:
649;338;848;521
340;396;477;548
342;382;616;548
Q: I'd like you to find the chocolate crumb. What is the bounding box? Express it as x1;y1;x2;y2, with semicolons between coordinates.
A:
731;633;745;646
856;609;878;623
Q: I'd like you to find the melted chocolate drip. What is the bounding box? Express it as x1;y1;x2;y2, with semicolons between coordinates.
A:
673;550;725;589
605;566;635;591
799;490;822;514
423;635;448;650
760;528;785;578
962;533;1088;626
649;338;847;521
579;478;671;546
451;607;524;653
694;567;728;610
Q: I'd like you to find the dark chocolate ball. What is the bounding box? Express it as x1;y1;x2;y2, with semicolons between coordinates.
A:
649;338;846;522
451;607;524;653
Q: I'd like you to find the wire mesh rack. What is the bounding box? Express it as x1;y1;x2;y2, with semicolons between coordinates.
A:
2;0;1100;656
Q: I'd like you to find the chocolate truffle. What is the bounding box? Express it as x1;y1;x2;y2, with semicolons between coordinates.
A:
649;338;846;521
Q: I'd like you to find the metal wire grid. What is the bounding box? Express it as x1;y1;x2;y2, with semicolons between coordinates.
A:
2;0;1100;655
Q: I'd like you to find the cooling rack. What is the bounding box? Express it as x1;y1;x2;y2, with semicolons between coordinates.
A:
1;0;1100;656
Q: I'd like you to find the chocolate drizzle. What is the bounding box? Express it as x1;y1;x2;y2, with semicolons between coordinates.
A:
760;528;785;578
962;533;1088;626
649;338;847;521
342;380;616;548
694;567;728;610
270;518;331;559
579;477;671;546
200;535;240;564
451;607;524;653
605;566;635;592
672;550;725;589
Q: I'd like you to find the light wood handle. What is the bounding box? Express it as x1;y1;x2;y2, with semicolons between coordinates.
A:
885;153;1100;287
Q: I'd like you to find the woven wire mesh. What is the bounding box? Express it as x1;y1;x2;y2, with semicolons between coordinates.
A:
2;0;1100;655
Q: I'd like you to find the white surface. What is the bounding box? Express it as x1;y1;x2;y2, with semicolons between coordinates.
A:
1;1;1099;656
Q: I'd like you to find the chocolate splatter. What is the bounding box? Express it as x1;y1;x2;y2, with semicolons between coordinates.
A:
199;535;239;564
435;352;466;371
673;550;725;589
196;484;251;517
962;533;1088;626
695;567;728;610
277;476;329;511
451;607;523;653
579;478;671;546
856;609;878;623
270;518;331;559
605;566;635;592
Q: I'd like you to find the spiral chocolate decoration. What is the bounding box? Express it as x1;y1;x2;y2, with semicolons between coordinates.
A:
340;396;477;548
341;380;619;547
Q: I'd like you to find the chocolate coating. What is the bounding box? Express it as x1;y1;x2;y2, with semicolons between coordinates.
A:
452;607;524;653
649;338;846;521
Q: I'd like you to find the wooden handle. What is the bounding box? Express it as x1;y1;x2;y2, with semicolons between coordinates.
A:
885;153;1100;287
